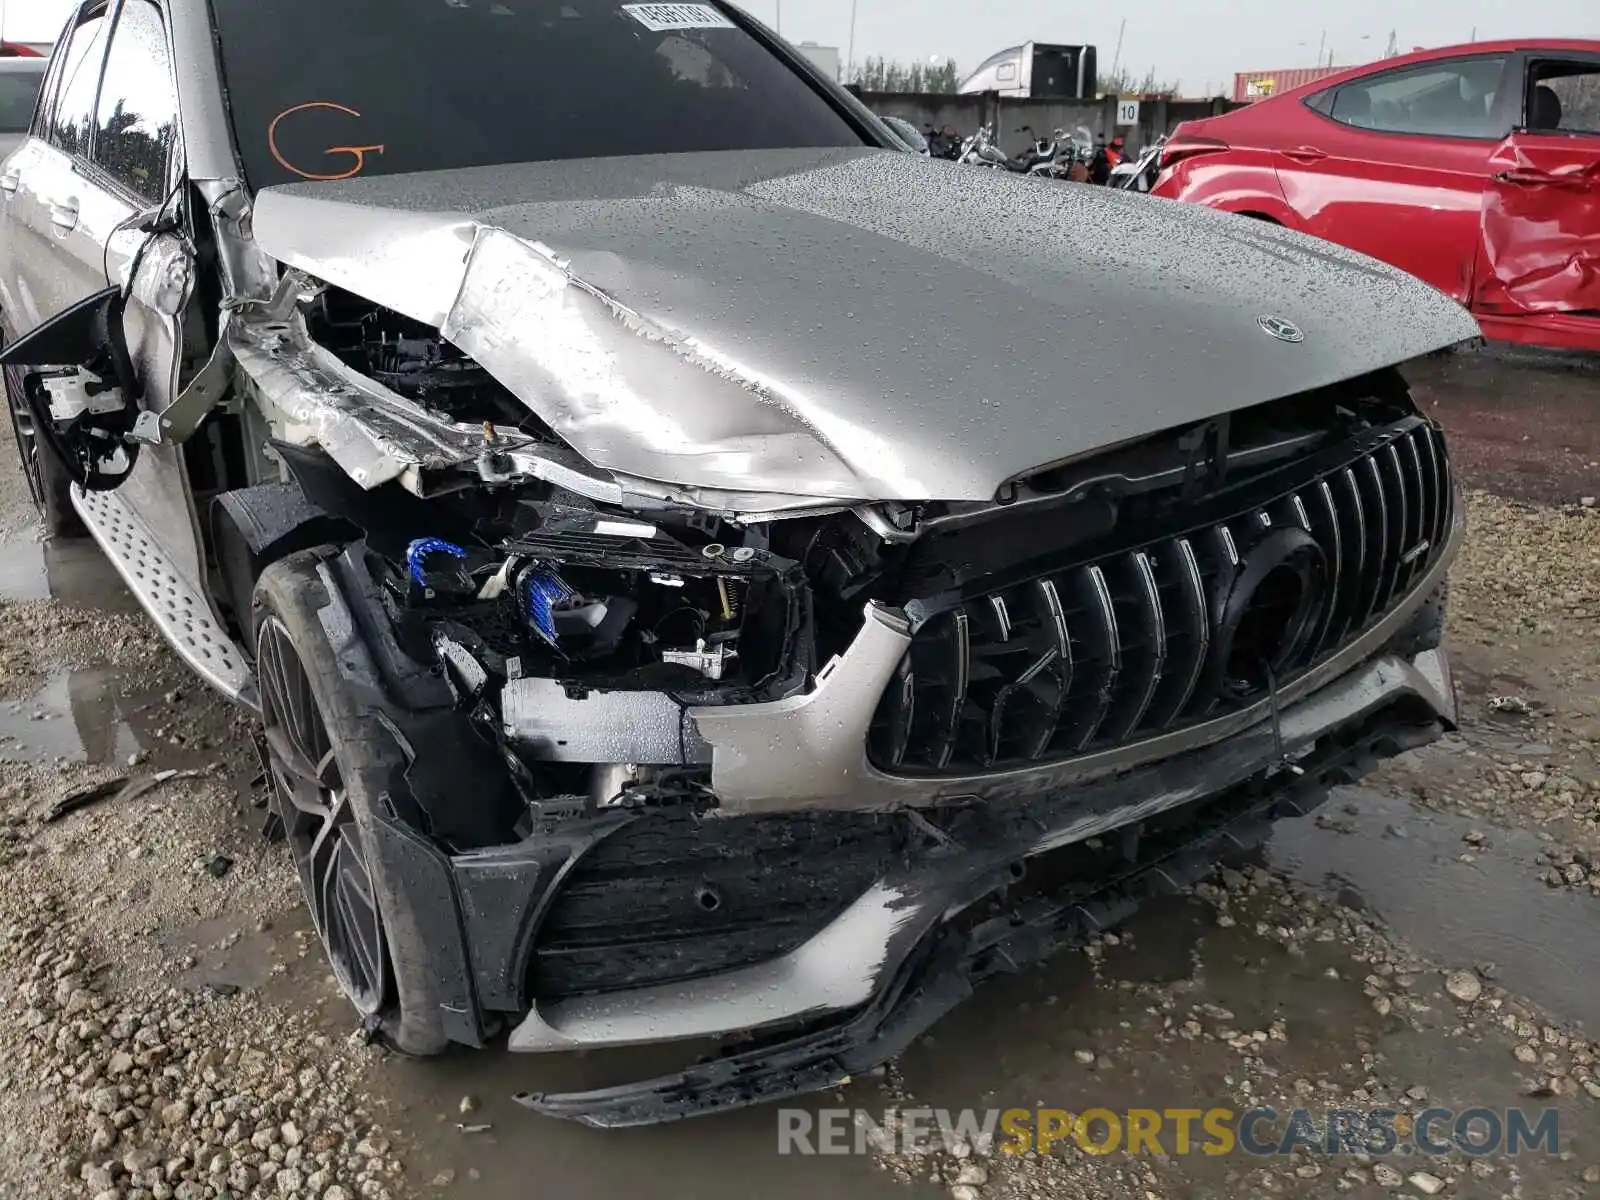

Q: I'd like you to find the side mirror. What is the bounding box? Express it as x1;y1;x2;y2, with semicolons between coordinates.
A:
0;287;135;390
0;287;144;490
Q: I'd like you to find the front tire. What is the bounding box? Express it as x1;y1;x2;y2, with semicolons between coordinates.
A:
252;550;447;1055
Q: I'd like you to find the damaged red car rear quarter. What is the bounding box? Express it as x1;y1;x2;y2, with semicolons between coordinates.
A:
0;0;1486;1128
1153;39;1600;354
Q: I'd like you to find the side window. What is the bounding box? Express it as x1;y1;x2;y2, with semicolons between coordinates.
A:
92;1;179;201
47;14;109;158
1528;61;1600;135
1324;56;1510;139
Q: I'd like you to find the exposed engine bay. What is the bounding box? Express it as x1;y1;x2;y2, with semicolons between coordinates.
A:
307;287;543;434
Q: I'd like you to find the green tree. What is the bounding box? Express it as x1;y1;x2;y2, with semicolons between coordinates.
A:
851;56;961;93
1099;66;1180;97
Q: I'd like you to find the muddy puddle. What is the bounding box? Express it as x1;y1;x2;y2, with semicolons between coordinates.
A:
0;528;141;611
0;526;191;767
0;667;146;763
1268;781;1600;1034
374;1047;916;1199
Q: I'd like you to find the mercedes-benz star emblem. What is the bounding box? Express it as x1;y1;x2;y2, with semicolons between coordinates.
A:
1258;315;1305;343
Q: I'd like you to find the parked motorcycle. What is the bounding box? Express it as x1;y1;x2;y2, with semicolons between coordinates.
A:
1013;125;1062;175
1084;136;1117;186
924;124;964;161
955;124;1106;183
1109;135;1168;192
955;124;1016;170
1038;126;1096;182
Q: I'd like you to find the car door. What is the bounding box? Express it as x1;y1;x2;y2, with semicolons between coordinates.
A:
1471;53;1600;327
5;1;202;575
0;6;111;347
1274;55;1518;303
68;0;206;586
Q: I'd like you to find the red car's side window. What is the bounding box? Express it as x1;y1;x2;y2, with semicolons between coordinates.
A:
1313;56;1511;140
1526;61;1600;134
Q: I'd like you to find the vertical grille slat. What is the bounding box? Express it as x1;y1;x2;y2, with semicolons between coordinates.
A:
900;608;971;769
1418;424;1450;559
989;594;1013;641
1374;444;1409;613
871;652;917;768
1101;552;1167;742
1304;481;1343;660
987;580;1075;763
870;416;1453;776
1054;565;1120;752
1396;431;1430;593
1143;538;1209;728
941;608;972;768
1355;456;1390;627
1330;466;1368;645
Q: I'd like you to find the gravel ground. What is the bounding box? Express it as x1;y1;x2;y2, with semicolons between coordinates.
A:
872;861;1600;1200
1378;492;1600;894
0;352;1591;1199
0;697;409;1198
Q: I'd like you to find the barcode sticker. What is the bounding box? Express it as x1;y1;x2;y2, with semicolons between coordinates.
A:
621;3;736;31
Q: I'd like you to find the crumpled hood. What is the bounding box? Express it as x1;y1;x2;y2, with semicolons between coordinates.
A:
252;147;1480;505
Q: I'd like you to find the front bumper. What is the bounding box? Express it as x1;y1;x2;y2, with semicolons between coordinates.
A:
514;657;1450;1126
510;646;1453;1058
355;503;1461;1127
362;640;1454;1125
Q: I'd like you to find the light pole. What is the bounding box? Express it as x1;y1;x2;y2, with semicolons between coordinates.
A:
846;0;859;85
774;0;780;35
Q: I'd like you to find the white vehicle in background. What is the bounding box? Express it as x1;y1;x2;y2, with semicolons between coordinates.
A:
958;41;1097;98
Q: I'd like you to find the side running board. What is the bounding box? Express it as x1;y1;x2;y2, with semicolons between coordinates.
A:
71;485;259;712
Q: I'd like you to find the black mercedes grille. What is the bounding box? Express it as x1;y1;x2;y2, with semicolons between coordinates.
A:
869;418;1452;775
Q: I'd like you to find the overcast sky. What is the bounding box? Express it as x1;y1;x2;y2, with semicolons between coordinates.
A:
6;0;1596;94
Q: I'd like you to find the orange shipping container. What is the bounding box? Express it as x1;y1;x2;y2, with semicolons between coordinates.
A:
1232;66;1345;103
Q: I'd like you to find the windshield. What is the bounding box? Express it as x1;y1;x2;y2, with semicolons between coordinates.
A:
0;66;44;134
210;0;867;188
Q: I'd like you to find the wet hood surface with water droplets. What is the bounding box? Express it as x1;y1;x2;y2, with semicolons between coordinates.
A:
253;148;1480;505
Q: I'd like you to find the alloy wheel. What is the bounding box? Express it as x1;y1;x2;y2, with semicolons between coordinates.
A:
256;614;389;1015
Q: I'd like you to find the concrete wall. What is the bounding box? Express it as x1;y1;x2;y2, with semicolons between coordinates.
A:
859;91;1246;156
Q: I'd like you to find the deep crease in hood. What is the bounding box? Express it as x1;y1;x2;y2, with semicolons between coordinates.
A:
252;147;1480;505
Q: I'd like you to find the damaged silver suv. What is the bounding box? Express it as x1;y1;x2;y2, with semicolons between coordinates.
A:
1;0;1474;1127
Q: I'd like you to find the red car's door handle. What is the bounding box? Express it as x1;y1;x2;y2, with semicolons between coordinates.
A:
1281;146;1328;164
1495;168;1593;189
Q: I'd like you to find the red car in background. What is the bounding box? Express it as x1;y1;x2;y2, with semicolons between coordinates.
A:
1154;40;1600;353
